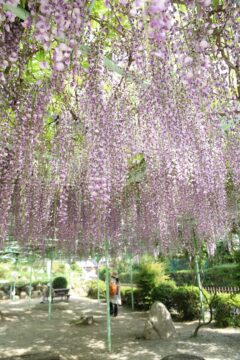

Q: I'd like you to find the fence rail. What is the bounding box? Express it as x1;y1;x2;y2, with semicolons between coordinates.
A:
204;286;240;294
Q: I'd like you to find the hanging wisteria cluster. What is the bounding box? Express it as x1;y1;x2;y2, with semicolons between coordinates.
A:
0;0;239;257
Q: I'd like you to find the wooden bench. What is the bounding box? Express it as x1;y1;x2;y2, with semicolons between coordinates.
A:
52;288;70;302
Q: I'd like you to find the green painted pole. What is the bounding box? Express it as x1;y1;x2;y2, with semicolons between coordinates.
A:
191;225;205;322
95;254;101;303
105;243;112;352
195;255;205;321
29;265;33;306
130;257;134;310
69;267;71;289
68;260;71;290
13;281;16;301
47;256;53;320
97;262;100;302
12;271;17;301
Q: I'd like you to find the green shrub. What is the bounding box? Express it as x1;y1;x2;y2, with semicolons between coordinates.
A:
151;280;177;310
170;264;240;287
118;271;139;284
212;294;240;327
86;281;142;306
173;286;208;320
52;276;68;289
204;264;240;287
87;279;106;299
99;266;107;281
0;266;8;279
0;280;49;295
170;270;196;286
99;266;139;285
233;250;240;264
135;257;168;299
120;285;133;305
124;288;147;309
166;257;190;272
52;262;66;274
70;262;82;273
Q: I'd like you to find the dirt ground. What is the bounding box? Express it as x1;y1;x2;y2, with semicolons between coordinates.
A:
0;295;239;360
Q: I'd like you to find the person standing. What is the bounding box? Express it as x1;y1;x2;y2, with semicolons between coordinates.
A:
109;274;121;317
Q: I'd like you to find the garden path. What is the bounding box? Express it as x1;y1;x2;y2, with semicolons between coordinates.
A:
0;295;239;360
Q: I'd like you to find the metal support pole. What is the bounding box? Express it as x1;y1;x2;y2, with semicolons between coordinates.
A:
195;255;205;321
130;257;134;310
12;271;17;301
10;284;13;301
29;265;33;306
68;260;71;290
47;256;53;320
105;243;112;352
97;262;100;302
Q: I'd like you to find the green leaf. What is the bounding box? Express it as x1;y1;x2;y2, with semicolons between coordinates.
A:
4;5;130;80
220;119;234;132
79;45;89;56
178;3;187;13
80;44;125;76
3;4;30;20
81;60;89;69
213;0;220;9
89;0;108;17
89;0;97;13
103;57;125;76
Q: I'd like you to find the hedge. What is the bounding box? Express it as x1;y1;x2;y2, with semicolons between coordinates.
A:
173;286;208;321
123;288;148;309
203;264;240;287
86;280;145;308
86;279;240;328
170;270;196;286
151;281;177;310
118;271;139;284
0;280;49;295
170;264;240;287
87;280;106;299
212;294;240;327
86;280;209;319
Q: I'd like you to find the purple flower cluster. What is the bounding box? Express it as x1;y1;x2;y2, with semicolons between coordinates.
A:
0;1;239;257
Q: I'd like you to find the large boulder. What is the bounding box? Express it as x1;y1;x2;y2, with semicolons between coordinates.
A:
143;301;176;340
161;355;205;360
32;290;42;298
20;291;28;299
0;290;6;299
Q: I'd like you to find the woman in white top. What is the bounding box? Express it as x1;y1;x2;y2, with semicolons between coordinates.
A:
109;274;121;317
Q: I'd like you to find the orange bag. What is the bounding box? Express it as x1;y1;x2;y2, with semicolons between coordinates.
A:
109;283;117;297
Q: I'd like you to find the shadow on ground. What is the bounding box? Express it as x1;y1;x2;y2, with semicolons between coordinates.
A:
0;296;239;360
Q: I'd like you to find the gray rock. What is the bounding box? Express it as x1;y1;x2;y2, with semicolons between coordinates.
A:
82;315;94;325
32;290;42;298
143;302;176;340
0;290;6;299
161;355;205;360
20;291;28;299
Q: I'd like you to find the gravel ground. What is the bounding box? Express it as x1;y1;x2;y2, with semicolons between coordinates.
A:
0;295;239;360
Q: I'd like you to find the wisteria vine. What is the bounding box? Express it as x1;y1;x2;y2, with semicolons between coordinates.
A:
0;0;239;257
